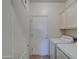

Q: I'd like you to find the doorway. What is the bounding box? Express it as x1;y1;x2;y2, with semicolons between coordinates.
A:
30;16;49;57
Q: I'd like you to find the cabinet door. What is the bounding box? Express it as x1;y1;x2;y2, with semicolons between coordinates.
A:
60;12;67;28
66;2;77;28
57;48;68;59
60;2;77;29
71;2;77;27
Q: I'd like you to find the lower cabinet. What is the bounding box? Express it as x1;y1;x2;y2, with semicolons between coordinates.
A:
57;48;68;59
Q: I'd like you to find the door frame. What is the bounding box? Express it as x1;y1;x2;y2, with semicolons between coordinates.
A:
29;15;50;56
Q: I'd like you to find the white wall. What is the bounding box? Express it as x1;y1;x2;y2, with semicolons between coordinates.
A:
2;0;16;59
30;3;65;38
64;29;77;37
3;0;30;59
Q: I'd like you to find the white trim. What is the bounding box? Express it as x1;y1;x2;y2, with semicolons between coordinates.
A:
31;15;48;17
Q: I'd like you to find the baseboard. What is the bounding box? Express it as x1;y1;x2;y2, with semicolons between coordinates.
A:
31;55;49;57
2;56;12;59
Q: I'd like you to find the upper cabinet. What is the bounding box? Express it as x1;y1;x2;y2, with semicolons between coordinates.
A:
60;0;77;29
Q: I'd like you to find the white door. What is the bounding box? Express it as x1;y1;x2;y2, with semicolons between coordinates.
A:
30;16;49;55
12;0;30;59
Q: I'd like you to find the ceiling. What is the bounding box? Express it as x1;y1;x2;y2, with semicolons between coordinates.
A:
30;0;67;2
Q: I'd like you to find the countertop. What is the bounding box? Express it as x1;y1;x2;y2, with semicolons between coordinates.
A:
57;43;77;59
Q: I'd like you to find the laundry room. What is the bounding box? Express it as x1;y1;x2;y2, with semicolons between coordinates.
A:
2;0;77;59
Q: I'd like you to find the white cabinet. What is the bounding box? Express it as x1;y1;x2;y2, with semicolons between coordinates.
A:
65;2;77;28
60;1;77;29
60;12;67;28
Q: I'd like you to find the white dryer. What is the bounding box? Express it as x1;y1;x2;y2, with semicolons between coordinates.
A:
50;35;74;59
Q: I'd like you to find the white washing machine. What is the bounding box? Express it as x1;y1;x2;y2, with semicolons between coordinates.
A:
50;35;74;59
